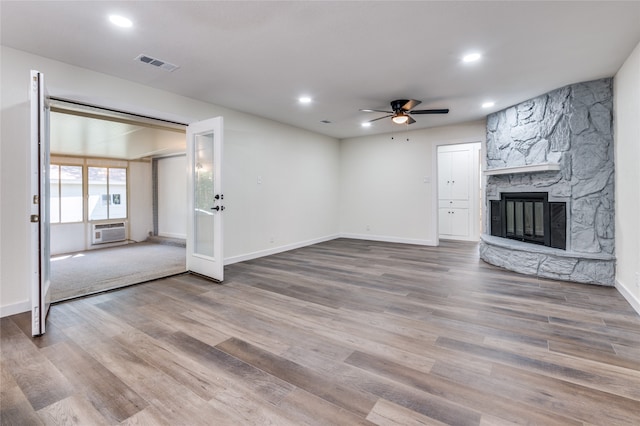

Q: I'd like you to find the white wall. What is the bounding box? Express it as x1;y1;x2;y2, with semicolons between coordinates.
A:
157;155;187;239
339;121;485;245
614;40;640;314
1;47;32;314
129;161;153;243
51;223;85;255
224;119;341;262
0;46;340;316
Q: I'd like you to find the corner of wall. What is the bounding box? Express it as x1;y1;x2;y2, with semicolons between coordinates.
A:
616;279;640;316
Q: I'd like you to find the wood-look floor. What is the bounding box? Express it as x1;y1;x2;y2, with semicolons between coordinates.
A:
2;238;639;425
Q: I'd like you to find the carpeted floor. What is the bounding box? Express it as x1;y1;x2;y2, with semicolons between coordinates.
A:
50;242;186;302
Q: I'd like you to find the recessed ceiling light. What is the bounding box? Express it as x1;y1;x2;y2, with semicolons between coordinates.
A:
109;14;133;28
482;101;495;108
298;96;312;104
361;122;371;128
462;52;481;63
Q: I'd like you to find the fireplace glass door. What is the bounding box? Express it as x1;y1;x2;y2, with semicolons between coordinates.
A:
506;200;545;244
491;192;565;250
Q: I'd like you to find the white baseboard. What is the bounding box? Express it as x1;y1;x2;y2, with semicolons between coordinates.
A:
340;233;436;246
224;234;340;265
615;279;640;317
439;235;481;242
157;232;186;239
0;300;30;318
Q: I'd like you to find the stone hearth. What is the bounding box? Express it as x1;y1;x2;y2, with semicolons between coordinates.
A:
480;78;615;286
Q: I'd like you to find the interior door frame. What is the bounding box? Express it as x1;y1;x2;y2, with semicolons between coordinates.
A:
433;140;483;245
49;98;189;253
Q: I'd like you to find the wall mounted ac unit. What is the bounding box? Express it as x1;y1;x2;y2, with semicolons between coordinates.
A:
92;222;126;245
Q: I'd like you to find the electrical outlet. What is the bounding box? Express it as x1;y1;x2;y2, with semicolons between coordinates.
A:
366;225;370;231
257;175;262;185
269;236;274;243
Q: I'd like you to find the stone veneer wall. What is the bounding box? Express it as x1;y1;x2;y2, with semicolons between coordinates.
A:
480;78;615;285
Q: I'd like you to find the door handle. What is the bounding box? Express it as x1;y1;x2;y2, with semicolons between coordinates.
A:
211;206;225;212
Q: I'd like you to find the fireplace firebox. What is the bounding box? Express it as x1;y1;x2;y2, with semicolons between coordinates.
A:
490;192;566;250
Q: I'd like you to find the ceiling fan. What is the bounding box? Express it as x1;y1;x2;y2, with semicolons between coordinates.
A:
360;99;449;125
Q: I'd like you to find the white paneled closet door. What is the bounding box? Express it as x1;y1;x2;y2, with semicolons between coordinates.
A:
437;143;481;241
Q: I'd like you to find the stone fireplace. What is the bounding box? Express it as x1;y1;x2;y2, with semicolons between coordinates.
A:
480;78;615;286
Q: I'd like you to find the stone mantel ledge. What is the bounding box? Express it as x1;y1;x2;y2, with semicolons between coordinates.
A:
480;234;616;286
484;163;561;176
480;234;615;261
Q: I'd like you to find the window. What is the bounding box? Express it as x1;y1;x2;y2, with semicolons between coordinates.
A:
49;164;83;223
88;167;127;221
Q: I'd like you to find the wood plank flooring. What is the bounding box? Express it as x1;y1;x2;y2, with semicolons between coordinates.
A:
2;238;639;425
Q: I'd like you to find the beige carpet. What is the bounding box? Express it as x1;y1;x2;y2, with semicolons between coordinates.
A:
50;242;186;302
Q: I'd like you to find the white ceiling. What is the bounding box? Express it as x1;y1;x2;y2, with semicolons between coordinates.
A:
50;111;186;160
2;1;640;144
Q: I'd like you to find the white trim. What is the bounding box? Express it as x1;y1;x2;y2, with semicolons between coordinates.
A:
440;235;480;242
158;232;186;239
224;234;340;265
432;142;440;247
0;300;31;318
616;279;640;317
340;233;436;247
484;163;560;176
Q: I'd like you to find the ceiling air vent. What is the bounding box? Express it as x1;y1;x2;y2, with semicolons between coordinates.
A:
134;54;179;72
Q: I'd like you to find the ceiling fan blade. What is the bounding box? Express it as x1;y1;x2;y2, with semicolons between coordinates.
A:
401;99;422;111
360;109;393;113
410;108;450;114
368;114;393;123
407;115;416;124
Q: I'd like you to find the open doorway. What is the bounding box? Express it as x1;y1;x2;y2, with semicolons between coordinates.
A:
48;100;188;301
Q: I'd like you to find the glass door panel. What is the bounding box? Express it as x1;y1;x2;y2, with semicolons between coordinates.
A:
194;133;215;258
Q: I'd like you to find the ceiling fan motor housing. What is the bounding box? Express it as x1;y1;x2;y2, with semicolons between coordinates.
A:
391;99;411;112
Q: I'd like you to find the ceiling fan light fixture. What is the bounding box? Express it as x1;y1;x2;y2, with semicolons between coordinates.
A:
392;114;409;124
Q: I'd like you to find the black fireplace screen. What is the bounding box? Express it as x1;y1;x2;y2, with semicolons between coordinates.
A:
490;192;566;250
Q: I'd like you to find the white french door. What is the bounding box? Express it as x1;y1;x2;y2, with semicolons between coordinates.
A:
30;70;51;336
186;117;224;281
